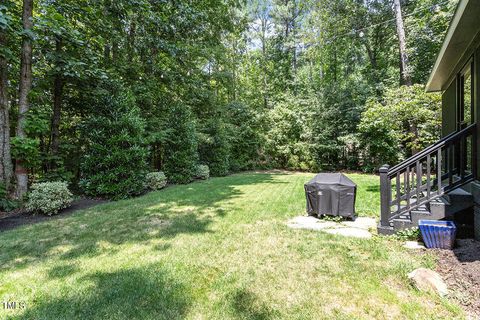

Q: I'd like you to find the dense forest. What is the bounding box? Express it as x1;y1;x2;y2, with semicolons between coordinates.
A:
0;0;456;203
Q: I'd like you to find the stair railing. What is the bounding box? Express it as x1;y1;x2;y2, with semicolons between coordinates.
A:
379;123;476;228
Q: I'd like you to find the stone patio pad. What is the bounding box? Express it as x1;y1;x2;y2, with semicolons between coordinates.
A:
287;215;376;239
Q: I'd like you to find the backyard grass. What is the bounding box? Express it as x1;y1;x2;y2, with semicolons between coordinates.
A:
0;171;464;319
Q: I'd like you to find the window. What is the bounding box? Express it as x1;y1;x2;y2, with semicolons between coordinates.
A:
459;61;473;129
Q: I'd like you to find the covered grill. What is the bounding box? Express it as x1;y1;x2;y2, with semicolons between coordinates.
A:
304;173;357;219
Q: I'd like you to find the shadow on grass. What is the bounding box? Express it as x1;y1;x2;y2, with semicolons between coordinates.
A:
229;287;279;320
15;265;190;320
366;185;380;193
0;173;284;271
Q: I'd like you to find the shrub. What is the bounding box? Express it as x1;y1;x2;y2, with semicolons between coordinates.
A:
163;102;198;184
225;101;262;171
0;184;18;212
392;227;421;241
358;85;441;171
195;165;210;180
145;171;167;190
25;181;73;215
80;81;150;199
198;119;230;176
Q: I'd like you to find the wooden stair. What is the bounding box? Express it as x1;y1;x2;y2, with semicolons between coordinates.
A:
378;123;476;235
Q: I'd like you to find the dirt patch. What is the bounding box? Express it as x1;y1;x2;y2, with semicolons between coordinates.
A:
0;198;108;232
434;239;480;318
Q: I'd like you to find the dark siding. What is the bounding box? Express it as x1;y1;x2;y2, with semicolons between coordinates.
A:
475;46;480;179
442;80;457;137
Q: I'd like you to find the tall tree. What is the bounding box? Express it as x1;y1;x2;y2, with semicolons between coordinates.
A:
15;0;34;199
0;23;13;189
49;38;63;162
393;0;412;86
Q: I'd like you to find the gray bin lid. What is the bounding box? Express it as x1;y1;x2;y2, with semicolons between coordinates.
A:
305;173;356;187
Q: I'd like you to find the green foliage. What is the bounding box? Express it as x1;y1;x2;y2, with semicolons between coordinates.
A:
163;103;198;184
25;181;73;215
322;215;344;222
11;137;40;169
0;183;18;212
144;172;167;191
1;0;455;195
80;82;150;199
358;85;442;171
195;165;210;180
225;102;263;171
392;227;421;242
265;93;316;171
198;119;230;176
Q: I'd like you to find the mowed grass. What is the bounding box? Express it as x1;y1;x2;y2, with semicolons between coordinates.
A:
0;172;463;319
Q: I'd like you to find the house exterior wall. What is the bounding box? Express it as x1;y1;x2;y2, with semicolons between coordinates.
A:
442;80;457;137
440;32;480;180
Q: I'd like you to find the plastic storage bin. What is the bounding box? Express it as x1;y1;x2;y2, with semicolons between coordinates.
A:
418;220;456;249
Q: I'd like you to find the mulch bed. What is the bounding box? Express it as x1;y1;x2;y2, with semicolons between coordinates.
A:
434;239;480;318
0;198;108;232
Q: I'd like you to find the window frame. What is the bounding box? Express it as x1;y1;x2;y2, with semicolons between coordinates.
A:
457;57;475;130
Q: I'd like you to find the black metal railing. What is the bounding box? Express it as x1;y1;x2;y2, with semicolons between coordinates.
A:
379;123;476;228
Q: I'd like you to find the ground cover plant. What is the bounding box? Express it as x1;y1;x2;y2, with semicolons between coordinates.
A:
0;172;463;319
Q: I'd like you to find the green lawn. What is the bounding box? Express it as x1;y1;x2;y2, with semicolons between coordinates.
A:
0;172;463;319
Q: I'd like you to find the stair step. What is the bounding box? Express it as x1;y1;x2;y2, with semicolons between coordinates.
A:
428;190;473;219
380;184;475;235
392;218;414;231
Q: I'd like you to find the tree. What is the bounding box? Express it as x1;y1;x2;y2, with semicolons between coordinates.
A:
15;0;34;199
393;0;412;86
163;102;198;184
358;84;441;171
0;10;13;189
198;118;230;176
80;82;149;199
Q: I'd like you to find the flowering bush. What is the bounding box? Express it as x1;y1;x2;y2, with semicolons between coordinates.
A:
25;181;73;215
145;171;167;190
195;165;210;180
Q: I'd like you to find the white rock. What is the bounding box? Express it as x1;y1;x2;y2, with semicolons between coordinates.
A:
408;268;448;296
323;227;372;239
403;241;425;249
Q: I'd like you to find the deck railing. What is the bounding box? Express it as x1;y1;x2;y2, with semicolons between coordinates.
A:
379;123;476;228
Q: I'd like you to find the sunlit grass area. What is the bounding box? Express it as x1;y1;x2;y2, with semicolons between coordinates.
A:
0;172;463;319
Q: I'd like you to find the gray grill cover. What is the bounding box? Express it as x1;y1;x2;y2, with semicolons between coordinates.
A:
304;173;356;218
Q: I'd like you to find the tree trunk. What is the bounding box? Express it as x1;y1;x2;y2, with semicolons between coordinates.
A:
15;0;34;200
0;29;13;190
261;17;268;109
50;39;64;166
393;0;412;86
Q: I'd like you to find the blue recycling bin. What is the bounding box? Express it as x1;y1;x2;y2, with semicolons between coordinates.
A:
418;220;456;249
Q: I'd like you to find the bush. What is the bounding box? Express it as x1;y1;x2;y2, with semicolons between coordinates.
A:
198;119;230;176
163;102;198;184
145;171;167;190
0;184;18;212
195;165;210;180
358;85;441;171
80;81;150;199
25;181;73;215
225;101;262;171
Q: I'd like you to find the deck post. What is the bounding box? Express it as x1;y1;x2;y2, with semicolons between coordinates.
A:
379;165;391;228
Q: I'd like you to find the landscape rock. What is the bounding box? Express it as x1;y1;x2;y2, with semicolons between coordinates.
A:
403;241;425;250
408;268;448;296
